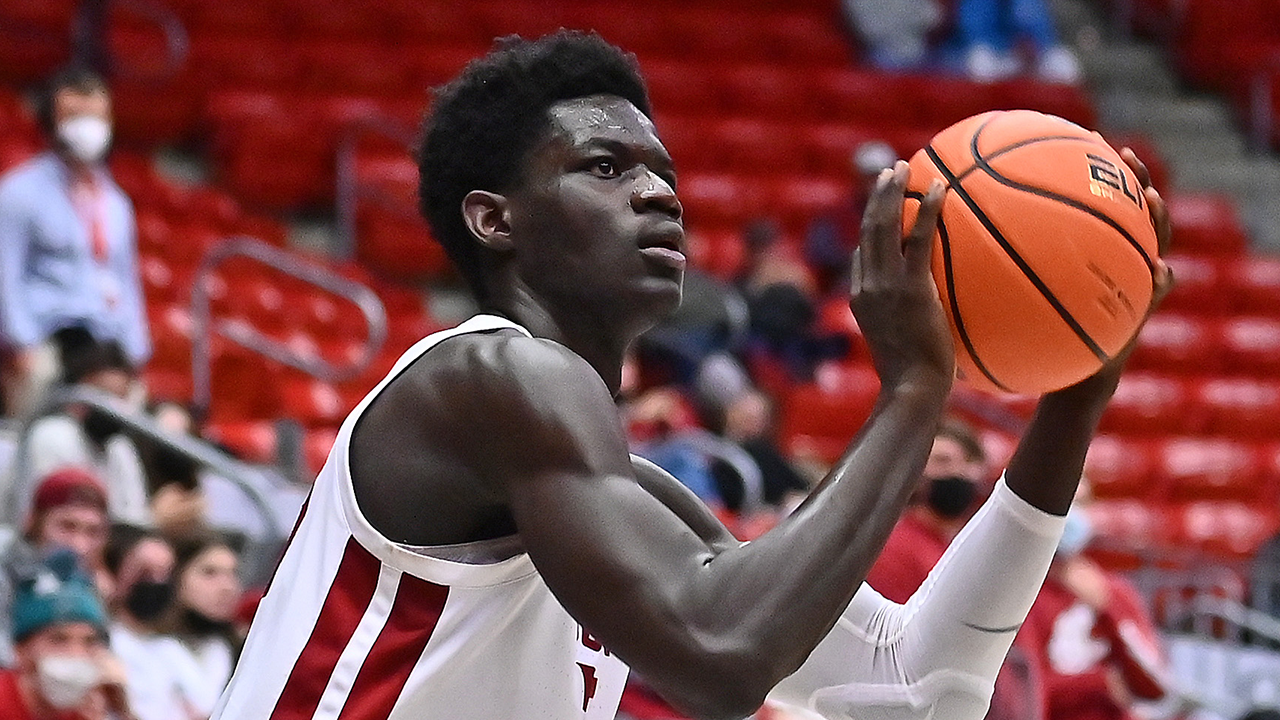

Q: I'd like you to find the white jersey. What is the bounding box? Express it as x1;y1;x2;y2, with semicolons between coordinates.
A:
212;314;629;720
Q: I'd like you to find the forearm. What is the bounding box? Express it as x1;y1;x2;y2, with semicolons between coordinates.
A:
1005;384;1113;516
769;478;1065;719
696;374;950;685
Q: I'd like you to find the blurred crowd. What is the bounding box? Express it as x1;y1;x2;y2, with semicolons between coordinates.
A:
0;15;1275;720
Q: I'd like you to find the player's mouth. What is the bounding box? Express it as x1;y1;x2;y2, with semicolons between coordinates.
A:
639;226;687;271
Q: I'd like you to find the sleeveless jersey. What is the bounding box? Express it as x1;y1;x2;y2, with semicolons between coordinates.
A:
211;314;630;720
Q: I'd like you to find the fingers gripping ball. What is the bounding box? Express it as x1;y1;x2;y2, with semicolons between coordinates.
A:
902;110;1161;395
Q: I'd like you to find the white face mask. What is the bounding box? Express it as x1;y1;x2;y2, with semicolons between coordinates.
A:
1055;506;1095;558
56;115;112;164
36;654;101;709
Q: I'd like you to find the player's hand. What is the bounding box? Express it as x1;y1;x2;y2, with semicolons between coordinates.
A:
850;161;954;391
1046;148;1174;405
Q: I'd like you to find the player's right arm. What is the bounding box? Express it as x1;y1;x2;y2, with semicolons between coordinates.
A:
447;164;951;720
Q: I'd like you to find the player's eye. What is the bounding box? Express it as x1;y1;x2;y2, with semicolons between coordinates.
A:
589;159;620;178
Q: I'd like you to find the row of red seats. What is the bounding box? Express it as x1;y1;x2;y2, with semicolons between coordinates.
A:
1091;498;1280;562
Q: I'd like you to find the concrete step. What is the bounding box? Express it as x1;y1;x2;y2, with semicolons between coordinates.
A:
1080;44;1179;94
1099;92;1238;136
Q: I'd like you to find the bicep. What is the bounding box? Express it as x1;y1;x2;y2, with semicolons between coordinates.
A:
455;340;728;673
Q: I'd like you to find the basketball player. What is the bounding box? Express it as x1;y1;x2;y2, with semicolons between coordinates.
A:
212;31;1172;720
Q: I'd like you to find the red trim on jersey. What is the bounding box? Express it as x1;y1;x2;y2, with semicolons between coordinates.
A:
270;538;382;720
336;574;450;719
262;492;312;597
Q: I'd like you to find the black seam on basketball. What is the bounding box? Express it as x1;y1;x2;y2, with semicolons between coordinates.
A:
925;143;1110;362
967;127;1157;279
937;211;1013;392
951;135;1100;181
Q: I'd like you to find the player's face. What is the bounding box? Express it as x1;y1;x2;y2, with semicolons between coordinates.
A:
505;95;684;328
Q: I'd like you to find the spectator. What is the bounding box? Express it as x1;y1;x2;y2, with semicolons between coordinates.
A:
159;533;242;713
950;0;1082;83
102;525;204;720
0;549;132;719
1019;477;1168;720
19;334;148;527
0;66;148;419
24;469;113;594
863;419;1042;720
841;0;944;70
714;389;809;512
865;418;989;601
1241;711;1280;720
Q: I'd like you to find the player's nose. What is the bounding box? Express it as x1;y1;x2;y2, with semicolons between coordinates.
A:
631;168;681;221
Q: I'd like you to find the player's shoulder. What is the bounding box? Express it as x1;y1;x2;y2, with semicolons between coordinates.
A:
398;327;608;410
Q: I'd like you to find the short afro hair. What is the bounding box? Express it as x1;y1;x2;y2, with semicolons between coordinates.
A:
36;65;109;137
418;31;652;302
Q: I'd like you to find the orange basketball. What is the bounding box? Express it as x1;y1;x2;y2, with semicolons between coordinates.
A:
903;110;1159;395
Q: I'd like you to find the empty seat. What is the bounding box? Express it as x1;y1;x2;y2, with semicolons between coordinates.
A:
1158;253;1230;315
777;363;880;465
280;376;353;428
1218;316;1280;376
204;420;278;465
1128;312;1221;375
1088;499;1174;551
706;118;808;175
1098;372;1196;436
1178;501;1280;560
1157;437;1264;501
1085;435;1159;500
1194;376;1280;439
1164;193;1249;256
1224;255;1280;317
686;224;747;281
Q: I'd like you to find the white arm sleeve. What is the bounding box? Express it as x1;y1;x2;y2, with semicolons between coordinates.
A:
768;477;1067;720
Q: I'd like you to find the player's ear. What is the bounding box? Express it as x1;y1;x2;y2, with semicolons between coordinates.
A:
462;190;514;252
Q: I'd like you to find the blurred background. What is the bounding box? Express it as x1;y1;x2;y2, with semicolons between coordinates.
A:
2;1;1280;719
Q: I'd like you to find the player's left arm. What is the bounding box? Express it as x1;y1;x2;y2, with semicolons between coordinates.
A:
768;150;1174;719
1005;147;1173;517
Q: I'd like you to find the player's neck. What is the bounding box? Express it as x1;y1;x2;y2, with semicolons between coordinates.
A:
482;295;630;396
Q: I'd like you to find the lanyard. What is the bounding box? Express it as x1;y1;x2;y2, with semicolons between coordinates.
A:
69;175;109;264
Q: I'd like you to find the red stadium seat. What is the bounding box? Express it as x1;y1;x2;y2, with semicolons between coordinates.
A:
1193;376;1280;439
1084;435;1159;500
769;175;853;228
1098;372;1196;436
1127;312;1222;375
706;118;809;175
640;60;721;115
797;123;889;177
685;225;747;282
1177;501;1280;560
303;427;340;476
1224;256;1280;317
716;64;812;121
676;173;766;226
204;420;278;465
777;363;880;465
1088;499;1174;552
1157;253;1230;315
280;376;353;428
1218;316;1280;376
1157;437;1264;501
811;69;918;128
1164;193;1249;256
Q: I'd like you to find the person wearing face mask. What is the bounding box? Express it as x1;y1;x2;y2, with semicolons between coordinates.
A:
14;333;150;528
0;65;149;420
158;533;243;716
1018;477;1168;720
865;418;989;603
102;525;205;720
0;549;134;720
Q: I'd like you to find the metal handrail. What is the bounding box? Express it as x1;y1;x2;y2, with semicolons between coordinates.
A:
1179;595;1280;645
334;116;418;260
189;236;388;420
5;385;286;584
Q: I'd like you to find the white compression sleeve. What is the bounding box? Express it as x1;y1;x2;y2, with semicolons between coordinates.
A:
768;478;1067;720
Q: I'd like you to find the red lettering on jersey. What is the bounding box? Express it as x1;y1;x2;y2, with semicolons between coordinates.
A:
580;629;611;656
577;662;598;712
